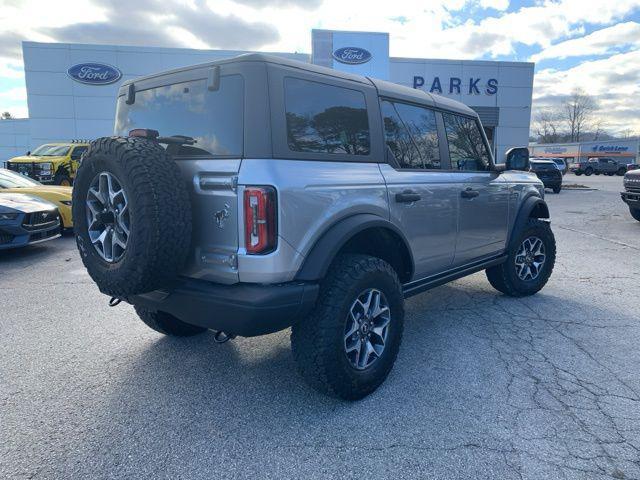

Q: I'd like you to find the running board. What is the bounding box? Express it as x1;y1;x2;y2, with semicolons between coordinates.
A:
402;255;507;299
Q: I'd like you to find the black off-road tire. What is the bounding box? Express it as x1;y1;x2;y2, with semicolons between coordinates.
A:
552;185;561;194
585;168;593;176
630;208;640;222
54;173;73;186
486;219;556;297
72;136;192;298
617;167;627;176
291;254;404;400
574;171;582;176
134;306;207;336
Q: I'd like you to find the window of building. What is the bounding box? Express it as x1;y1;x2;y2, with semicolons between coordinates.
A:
443;113;491;171
284;77;370;155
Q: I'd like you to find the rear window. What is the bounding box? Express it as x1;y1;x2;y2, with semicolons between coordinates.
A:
114;75;244;157
284;77;370;156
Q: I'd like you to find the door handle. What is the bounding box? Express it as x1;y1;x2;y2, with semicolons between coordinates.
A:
395;190;421;203
461;188;479;199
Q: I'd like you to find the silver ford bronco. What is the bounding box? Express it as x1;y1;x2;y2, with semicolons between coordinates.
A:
72;54;555;400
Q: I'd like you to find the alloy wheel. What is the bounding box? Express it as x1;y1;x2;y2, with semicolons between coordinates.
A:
343;288;391;370
85;172;130;263
515;236;546;281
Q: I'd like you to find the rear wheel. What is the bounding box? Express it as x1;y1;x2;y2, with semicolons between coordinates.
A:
134;306;207;336
291;254;404;400
552;185;561;194
486;219;556;297
585;168;593;176
630;208;640;222
575;171;582;176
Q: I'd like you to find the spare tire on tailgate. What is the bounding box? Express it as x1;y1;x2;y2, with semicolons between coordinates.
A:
72;136;192;298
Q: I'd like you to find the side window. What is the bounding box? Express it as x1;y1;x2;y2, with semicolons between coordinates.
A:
284;77;370;156
443;113;491;171
381;101;422;168
71;146;87;160
393;103;441;169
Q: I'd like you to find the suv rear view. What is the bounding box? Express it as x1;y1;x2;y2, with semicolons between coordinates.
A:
72;54;555;400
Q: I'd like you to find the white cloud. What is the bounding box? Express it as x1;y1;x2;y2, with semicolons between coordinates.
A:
534;49;640;133
531;21;640;62
0;86;27;101
478;0;510;11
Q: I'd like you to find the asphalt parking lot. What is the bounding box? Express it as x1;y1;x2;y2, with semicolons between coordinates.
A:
1;174;639;480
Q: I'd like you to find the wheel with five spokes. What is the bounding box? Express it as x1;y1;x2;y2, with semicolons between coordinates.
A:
291;254;404;400
486;218;556;297
72;136;192;298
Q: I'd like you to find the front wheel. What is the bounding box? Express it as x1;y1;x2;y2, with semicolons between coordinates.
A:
630;208;640;222
486;219;556;297
574;171;582;176
585;168;593;176
552;185;561;194
617;168;627;176
291;254;404;400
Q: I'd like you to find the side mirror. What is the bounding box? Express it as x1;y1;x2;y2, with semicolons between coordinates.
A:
505;147;530;171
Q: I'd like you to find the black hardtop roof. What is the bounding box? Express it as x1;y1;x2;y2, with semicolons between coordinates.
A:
120;53;477;117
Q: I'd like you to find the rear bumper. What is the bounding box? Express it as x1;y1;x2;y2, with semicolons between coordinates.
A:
621;191;640;207
129;278;320;337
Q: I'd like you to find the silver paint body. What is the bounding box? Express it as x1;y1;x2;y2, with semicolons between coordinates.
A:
114;54;545;287
175;156;542;285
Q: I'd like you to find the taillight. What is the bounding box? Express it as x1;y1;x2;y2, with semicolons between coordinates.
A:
243;186;277;254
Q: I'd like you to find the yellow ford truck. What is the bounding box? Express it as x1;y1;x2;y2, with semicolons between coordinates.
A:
5;140;90;186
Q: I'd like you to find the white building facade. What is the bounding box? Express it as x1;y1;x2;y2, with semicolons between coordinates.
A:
2;31;534;163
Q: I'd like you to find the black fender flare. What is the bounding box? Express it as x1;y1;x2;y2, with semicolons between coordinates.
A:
295;213;415;282
507;195;550;250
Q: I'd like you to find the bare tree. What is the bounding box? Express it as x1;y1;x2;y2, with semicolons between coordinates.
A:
1;111;12;120
592;119;605;141
533;108;562;143
620;128;635;139
561;89;596;142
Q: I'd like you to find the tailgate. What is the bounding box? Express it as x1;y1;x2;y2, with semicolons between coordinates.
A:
177;159;240;285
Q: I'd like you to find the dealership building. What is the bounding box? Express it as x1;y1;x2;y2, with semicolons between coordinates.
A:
0;30;534;163
530;139;639;165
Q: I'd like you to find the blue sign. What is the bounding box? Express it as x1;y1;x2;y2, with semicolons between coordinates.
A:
67;63;122;85
333;47;372;65
591;144;629;152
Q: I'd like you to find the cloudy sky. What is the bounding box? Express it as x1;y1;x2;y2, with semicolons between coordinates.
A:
1;0;639;135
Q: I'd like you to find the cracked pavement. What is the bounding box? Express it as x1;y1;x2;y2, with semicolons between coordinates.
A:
1;174;639;479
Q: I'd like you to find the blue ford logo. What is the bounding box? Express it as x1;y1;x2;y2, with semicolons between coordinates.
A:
67;63;122;85
333;47;372;65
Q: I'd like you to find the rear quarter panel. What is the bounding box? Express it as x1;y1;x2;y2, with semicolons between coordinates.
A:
237;159;389;283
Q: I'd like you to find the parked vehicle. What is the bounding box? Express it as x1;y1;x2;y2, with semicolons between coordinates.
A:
0;193;61;250
5;140;90;186
530;159;562;193
627;164;639;172
72;54;556;400
571;157;626;176
0;168;73;229
621;169;640;222
548;158;567;175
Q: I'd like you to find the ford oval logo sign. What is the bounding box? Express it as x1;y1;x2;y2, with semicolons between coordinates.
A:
67;63;122;85
333;47;372;65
